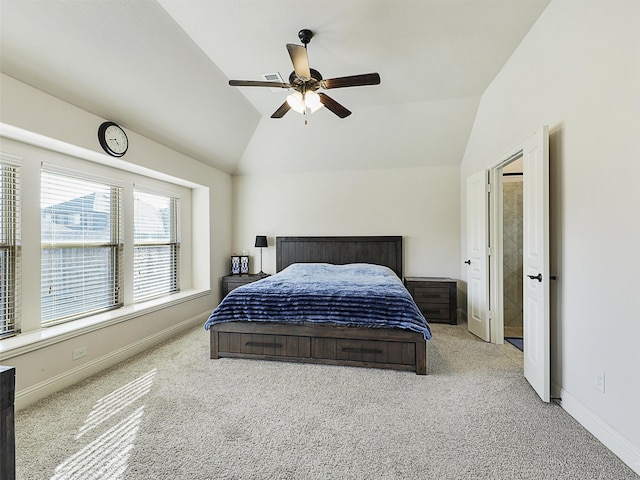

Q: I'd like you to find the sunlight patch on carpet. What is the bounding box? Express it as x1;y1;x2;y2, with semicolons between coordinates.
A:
76;369;156;439
51;406;145;480
49;369;157;480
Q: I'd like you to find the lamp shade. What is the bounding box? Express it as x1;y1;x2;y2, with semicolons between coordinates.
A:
286;92;305;114
255;235;268;248
305;90;323;113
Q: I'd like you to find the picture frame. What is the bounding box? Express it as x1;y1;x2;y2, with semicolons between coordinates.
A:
240;255;249;274
230;255;240;275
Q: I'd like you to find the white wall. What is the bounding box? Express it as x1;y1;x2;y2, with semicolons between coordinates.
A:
0;74;232;407
233;166;460;279
234;98;479;175
460;0;640;472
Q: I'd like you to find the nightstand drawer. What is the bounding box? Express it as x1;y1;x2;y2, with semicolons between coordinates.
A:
415;303;450;320
404;277;457;325
226;281;248;292
412;287;450;303
221;274;265;298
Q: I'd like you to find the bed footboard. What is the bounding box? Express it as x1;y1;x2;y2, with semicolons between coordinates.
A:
209;322;426;375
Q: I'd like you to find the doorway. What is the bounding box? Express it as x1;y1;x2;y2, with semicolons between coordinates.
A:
502;157;524;347
484;126;550;402
466;127;550;401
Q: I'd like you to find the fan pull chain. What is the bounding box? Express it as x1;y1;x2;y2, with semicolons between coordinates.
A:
302;88;308;125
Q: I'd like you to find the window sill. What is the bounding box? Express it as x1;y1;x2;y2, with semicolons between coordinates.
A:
0;288;210;361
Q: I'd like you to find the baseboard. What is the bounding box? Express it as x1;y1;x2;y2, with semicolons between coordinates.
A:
552;382;640;476
15;311;208;411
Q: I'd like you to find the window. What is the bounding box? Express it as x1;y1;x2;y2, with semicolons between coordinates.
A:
0;132;205;343
133;189;180;301
41;169;123;324
0;159;20;338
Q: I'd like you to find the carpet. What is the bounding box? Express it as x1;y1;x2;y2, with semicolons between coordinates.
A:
505;337;524;352
14;323;637;480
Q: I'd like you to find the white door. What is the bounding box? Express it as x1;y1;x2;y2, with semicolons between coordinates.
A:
522;126;550;402
466;170;490;341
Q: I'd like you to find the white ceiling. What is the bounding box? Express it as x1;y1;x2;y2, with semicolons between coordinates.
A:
0;0;550;175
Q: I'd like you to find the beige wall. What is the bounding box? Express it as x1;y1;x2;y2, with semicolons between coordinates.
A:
0;74;233;408
232;166;461;280
460;0;640;470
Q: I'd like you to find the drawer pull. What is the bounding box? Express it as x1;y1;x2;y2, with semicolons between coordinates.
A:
341;347;383;354
245;342;282;348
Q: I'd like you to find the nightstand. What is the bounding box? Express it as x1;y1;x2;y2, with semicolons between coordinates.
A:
404;277;457;325
221;274;266;299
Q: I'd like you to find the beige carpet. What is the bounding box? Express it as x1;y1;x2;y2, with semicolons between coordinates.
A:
15;323;638;479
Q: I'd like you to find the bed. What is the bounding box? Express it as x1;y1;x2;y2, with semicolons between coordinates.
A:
205;236;430;374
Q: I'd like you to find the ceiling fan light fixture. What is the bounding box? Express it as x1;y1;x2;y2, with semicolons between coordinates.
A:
305;90;324;113
286;91;305;113
286;90;323;115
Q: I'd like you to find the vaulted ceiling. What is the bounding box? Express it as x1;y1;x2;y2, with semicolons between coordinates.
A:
0;0;550;175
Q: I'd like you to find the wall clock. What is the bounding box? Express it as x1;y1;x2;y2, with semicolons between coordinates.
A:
98;121;128;157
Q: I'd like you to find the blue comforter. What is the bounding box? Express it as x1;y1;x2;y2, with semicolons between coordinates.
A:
204;263;431;340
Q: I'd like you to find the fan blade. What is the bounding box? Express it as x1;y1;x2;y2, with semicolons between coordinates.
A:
318;93;351;118
286;44;311;80
229;80;290;88
271;101;291;118
323;73;381;89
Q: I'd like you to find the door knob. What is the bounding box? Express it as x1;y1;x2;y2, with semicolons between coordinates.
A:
464;259;471;265
527;273;543;282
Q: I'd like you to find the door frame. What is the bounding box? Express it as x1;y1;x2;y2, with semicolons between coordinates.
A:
488;147;524;344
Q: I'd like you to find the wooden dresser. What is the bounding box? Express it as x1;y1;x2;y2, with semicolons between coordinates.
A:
1;366;15;480
221;274;265;299
404;277;457;325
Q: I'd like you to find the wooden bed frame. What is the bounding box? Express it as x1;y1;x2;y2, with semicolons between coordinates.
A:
209;236;427;374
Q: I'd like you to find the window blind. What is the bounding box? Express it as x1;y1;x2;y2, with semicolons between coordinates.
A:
41;170;123;324
0;160;21;338
133;190;180;301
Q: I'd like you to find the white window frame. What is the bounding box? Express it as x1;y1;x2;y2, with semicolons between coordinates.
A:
133;186;181;302
0;127;210;359
40;166;124;325
0;154;21;338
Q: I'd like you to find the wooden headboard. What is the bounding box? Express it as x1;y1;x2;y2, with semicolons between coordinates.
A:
276;236;403;278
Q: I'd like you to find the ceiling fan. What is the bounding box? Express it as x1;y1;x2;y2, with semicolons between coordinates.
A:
228;29;381;122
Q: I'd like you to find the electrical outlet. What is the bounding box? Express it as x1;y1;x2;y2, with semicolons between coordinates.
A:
72;346;87;360
595;371;605;393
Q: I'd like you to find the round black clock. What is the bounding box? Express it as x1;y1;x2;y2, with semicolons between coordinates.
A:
98;121;128;157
